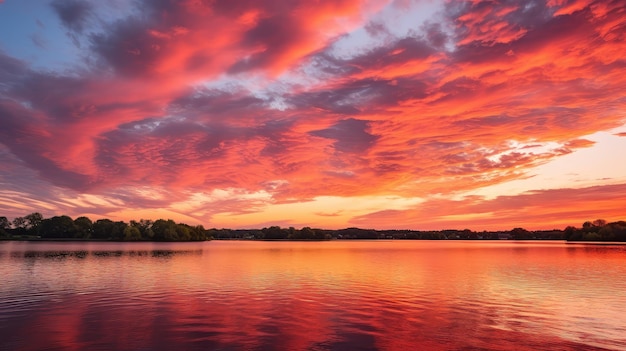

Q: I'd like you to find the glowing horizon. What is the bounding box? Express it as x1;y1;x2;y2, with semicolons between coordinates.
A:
0;0;625;230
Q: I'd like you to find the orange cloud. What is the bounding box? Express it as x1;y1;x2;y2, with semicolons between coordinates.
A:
0;0;624;228
351;183;626;230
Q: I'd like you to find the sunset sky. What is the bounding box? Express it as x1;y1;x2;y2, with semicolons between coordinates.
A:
0;0;624;230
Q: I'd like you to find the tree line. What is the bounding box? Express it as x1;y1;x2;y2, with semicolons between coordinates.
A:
0;213;208;241
1;213;624;242
563;219;626;241
207;222;625;241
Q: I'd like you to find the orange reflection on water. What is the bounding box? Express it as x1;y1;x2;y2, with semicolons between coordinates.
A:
1;241;625;350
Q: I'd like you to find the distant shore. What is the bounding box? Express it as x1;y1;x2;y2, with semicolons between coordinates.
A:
2;213;625;242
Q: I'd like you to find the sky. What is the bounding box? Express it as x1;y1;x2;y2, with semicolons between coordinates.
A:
0;0;625;231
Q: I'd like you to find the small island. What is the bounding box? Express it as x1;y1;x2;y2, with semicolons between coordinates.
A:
1;213;625;242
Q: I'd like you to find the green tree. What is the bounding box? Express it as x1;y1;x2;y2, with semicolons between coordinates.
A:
123;226;142;241
130;219;154;240
176;224;191;241
152;219;179;241
191;225;208;241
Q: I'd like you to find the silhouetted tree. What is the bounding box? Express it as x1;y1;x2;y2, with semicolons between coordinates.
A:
12;217;27;234
592;219;607;227
300;227;316;239
74;216;93;239
564;226;581;241
582;221;599;233
612;221;626;241
110;221;128;240
0;216;9;238
93;219;115;239
262;226;288;239
510;227;531;240
0;216;10;230
24;212;43;235
599;225;615;241
40;216;77;239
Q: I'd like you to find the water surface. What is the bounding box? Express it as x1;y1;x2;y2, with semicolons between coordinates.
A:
1;240;625;350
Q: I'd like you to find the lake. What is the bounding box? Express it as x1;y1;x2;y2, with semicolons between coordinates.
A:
1;240;625;350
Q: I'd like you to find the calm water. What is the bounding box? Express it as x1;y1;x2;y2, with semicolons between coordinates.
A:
1;241;625;351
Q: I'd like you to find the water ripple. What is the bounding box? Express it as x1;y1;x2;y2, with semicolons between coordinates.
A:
1;241;625;350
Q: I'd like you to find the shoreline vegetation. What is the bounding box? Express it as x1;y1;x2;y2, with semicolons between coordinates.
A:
1;213;625;242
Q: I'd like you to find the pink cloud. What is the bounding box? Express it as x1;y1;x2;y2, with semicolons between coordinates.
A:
0;0;624;228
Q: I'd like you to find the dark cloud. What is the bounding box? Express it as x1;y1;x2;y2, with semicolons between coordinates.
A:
229;15;304;74
449;1;587;65
0;55;96;190
363;36;437;65
364;21;388;37
50;0;93;33
12;72;90;122
289;88;361;115
89;17;164;77
322;35;438;75
171;88;266;116
289;36;436;113
0;51;28;88
421;22;449;48
86;0;368;77
0;99;93;190
310;118;378;153
289;77;427;115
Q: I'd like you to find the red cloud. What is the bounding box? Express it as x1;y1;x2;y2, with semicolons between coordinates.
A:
0;0;624;228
